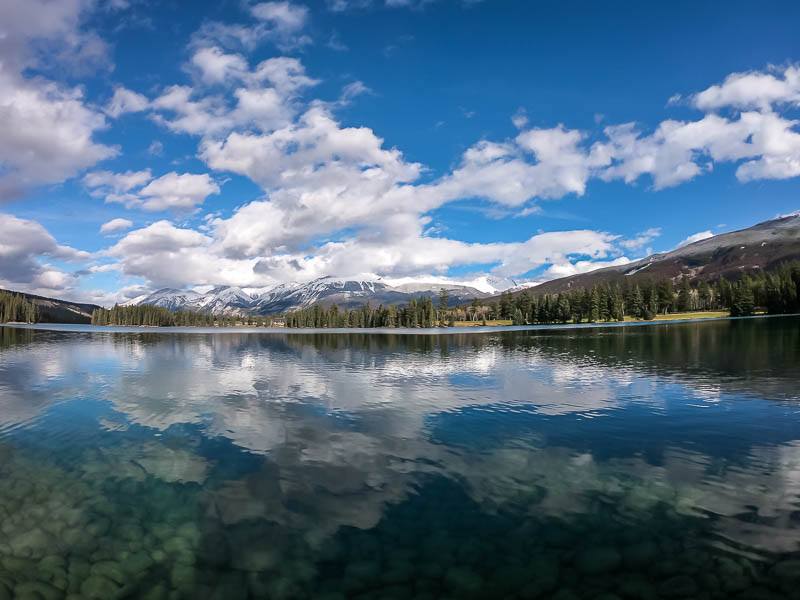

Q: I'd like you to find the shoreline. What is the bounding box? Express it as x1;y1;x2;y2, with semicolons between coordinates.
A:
2;312;797;336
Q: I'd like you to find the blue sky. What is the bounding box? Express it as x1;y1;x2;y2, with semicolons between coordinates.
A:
1;0;799;303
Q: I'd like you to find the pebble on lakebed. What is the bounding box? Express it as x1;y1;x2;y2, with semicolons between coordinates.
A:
0;440;799;599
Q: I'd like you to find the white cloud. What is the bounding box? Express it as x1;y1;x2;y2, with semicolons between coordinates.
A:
694;65;800;111
0;0;116;200
100;218;134;234
677;230;714;248
511;107;528;129
85;170;220;212
151;56;316;136
106;221;259;288
106;215;621;291
136;172;220;212
0;213;87;295
105;86;150;118
148;140;164;156
84;169;153;194
107;56;800;292
0;70;117;200
541;256;631;280
597;111;800;189
192;1;311;53
619;227;661;250
428;126;611;207
250;1;309;33
327;0;481;10
190;46;249;85
340;80;371;103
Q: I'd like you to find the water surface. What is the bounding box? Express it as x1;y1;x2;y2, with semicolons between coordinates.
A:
1;318;799;599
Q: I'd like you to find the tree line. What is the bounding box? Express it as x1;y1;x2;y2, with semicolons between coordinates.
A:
90;304;280;327
284;261;800;328
285;294;455;328
0;291;39;324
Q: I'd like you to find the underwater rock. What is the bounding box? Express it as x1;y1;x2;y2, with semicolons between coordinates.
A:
135;445;209;484
123;551;155;575
769;559;800;579
80;574;120;599
575;546;622;575
444;566;483;593
170;564;198;593
622;540;658;569
90;561;126;585
518;556;559;598
616;575;657;599
13;581;62;600
657;574;698;598
196;531;230;567
7;527;58;559
549;589;581;600
139;582;168;600
229;541;281;572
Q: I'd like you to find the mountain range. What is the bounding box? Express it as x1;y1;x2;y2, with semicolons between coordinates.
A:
124;278;496;317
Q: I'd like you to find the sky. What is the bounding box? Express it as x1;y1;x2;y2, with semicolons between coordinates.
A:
1;0;800;304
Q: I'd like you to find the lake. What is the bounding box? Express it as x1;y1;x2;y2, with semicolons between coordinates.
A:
0;317;799;599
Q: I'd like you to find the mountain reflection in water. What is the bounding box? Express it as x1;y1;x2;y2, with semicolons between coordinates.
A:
0;318;799;599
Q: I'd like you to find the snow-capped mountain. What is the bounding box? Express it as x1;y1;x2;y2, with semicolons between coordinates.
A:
194;286;255;314
126;276;492;316
123;288;204;312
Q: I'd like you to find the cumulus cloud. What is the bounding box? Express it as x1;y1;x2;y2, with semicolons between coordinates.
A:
190;46;249;85
618;227;661;250
693;65;800;111
327;0;480;10
151;55;316;136
677;230;714;248
104;216;620;291
100;218;134;234
98;51;800;292
105;86;150;118
0;214;88;295
192;1;311;52
136;173;220;212
596;110;800;188
250;1;309;33
84;169;153;194
428;126;611;207
0;70;116;200
85;170;220;212
0;0;116;200
541;256;631;280
106;221;258;288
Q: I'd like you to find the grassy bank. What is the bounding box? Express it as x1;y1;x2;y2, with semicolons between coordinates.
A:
626;310;731;322
453;311;733;327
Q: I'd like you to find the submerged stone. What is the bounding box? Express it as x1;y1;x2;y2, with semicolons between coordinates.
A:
657;574;698;598
444;566;483;593
80;575;120;599
575;546;622;575
770;559;800;580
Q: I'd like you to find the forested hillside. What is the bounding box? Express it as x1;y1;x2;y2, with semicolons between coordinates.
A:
284;261;800;328
0;291;39;323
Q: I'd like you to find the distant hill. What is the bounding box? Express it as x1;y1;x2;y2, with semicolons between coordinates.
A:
506;213;800;297
0;289;100;324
